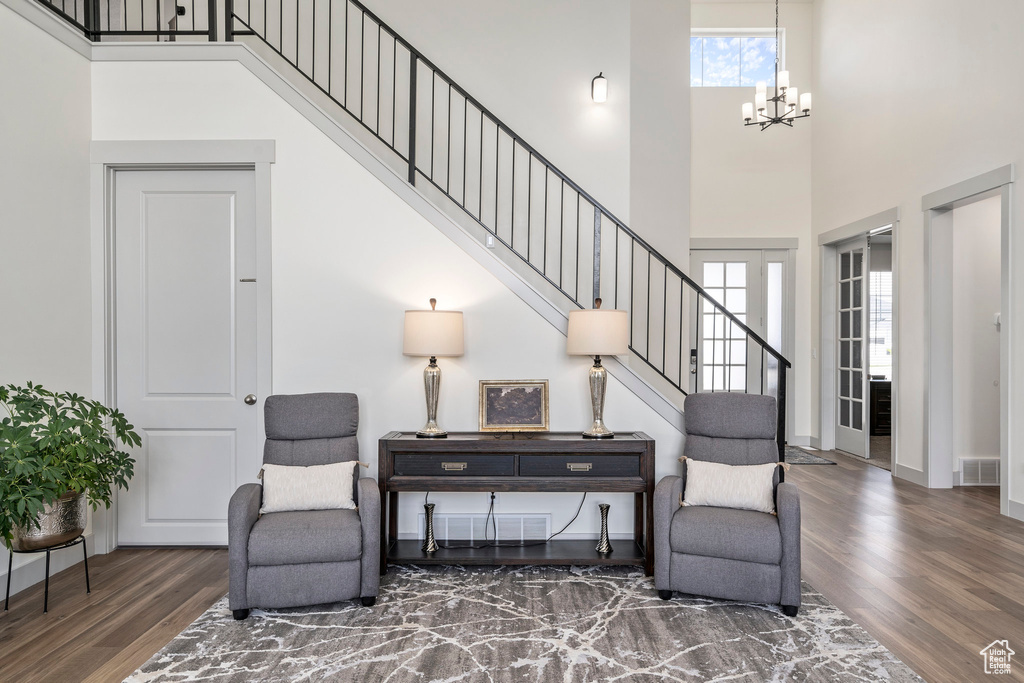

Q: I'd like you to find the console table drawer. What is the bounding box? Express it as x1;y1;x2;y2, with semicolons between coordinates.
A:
519;454;640;477
394;453;515;476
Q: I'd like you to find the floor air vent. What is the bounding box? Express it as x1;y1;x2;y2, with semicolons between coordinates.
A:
959;457;1000;486
418;513;552;543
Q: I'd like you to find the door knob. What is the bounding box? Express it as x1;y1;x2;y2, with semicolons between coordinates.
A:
244;394;257;406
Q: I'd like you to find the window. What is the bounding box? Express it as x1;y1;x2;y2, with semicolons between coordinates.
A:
690;32;779;87
869;271;893;380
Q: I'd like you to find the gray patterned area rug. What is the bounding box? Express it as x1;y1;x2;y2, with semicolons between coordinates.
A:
785;446;836;465
126;565;921;682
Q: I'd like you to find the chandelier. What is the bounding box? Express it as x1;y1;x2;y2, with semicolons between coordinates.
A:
742;0;812;130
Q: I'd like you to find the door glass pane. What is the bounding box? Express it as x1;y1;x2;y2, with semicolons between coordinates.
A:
840;340;850;368
840;399;851;427
852;404;863;430
852;340;862;368
841;311;850;338
726;262;746;287
853;312;862;338
706;288;725;305
704;262;724;288
725;288;746;313
852;371;863;399
840;370;850;397
729;366;746;391
853;251;863;278
841;282;850;309
853;281;863;308
841;252;850;280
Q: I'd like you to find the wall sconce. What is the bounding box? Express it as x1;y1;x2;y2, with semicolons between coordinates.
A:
591;72;608;103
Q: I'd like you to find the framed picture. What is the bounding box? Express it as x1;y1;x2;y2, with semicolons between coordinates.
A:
479;380;550;432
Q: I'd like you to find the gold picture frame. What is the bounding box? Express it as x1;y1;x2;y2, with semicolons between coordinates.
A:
478;380;550;432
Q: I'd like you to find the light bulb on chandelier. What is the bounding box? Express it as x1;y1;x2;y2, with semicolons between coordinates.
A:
742;0;811;130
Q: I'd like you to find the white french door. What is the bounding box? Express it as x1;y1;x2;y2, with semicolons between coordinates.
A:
690;250;773;394
835;238;869;457
115;169;260;545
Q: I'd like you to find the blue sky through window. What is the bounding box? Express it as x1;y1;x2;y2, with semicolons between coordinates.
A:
691;35;777;87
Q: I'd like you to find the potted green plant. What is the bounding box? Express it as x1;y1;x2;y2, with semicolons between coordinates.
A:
0;382;141;551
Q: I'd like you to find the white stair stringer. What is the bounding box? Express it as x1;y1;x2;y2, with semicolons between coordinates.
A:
9;0;686;432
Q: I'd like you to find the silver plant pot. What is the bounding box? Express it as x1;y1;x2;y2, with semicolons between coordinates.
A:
11;491;87;551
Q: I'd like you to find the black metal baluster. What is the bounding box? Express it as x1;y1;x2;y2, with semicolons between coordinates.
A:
526;154;532;263
629;238;635;349
342;0;347;106
446;82;452;192
613;226;619;309
777;365;787;463
359;10;365;120
646;252;652;360
574;193;580;304
542;167;549;276
391;38;396;145
592;207;601;306
662;264;668;374
429;72;435;180
376;24;381;133
327;0;332;94
510;142;516;252
312;0;317;82
558;179;564;289
407;52;417;184
677;276;683;387
208;0;216;40
694;292;701;393
462;97;468;207
494;123;499;233
477;111;483;221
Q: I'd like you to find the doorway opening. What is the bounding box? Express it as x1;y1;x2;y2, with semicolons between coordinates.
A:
922;165;1011;515
818;208;899;473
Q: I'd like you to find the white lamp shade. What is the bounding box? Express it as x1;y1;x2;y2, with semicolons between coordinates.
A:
403;309;464;357
592;73;608;103
566;309;629;356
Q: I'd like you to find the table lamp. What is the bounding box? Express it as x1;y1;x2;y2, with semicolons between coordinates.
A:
404;298;464;438
567;298;629;438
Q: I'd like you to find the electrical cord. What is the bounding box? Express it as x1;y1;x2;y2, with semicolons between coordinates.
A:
423;491;587;549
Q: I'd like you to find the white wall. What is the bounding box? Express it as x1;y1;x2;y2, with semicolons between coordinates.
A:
91;59;685;539
689;1;814;443
367;0;632;225
631;0;691;267
0;2;93;593
952;196;1001;462
811;0;1024;515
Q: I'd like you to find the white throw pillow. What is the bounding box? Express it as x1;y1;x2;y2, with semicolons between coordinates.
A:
682;459;777;514
260;461;357;514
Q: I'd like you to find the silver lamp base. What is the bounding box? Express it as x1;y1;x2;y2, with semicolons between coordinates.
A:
416;357;448;438
583;356;614;439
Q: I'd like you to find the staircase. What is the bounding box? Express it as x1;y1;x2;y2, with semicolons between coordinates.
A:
38;0;792;454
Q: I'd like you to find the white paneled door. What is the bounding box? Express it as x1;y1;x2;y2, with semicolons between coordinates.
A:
835;238;869;457
115;169;259;545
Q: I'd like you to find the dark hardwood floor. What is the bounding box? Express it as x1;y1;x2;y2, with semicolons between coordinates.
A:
1;456;1023;682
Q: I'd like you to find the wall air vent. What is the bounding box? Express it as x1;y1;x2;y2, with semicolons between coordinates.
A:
417;513;551;543
959;457;1000;486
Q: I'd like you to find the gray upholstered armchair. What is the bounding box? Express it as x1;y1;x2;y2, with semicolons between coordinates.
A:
654;392;801;616
228;393;380;620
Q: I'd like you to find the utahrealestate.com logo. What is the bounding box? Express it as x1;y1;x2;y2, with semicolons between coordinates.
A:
981;640;1015;675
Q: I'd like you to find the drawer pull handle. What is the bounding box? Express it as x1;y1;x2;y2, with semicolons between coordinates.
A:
442;462;467;471
567;463;593;472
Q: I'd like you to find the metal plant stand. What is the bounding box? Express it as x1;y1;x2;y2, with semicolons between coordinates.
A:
5;535;90;614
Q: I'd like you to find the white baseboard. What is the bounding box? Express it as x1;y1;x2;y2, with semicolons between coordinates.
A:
893;464;927;487
1;533;95;601
1008;499;1024;522
789;435;813;447
809;436;821;449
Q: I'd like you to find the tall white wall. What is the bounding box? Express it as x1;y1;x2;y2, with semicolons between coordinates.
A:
0;2;93;594
367;0;631;224
811;0;1024;515
689;1;814;443
91;59;685;539
630;0;691;267
952;197;1001;463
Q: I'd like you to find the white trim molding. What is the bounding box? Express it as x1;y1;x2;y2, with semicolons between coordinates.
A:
690;237;799;250
818;207;900;247
89;140;276;551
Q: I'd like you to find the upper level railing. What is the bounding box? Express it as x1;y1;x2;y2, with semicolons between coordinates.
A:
38;0;215;41
37;0;792;456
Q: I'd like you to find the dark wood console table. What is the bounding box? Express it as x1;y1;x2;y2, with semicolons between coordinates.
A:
378;431;655;575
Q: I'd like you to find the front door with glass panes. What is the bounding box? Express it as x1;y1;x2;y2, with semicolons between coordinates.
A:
690;250;786;396
835;238;869;457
